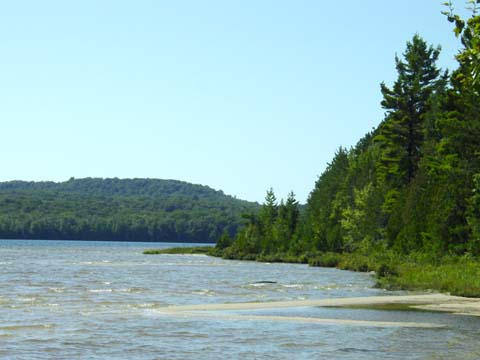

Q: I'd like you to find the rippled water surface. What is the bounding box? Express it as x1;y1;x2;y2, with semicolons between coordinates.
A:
1;240;479;359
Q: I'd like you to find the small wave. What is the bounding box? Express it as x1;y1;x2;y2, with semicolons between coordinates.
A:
313;285;342;290
19;297;37;303
283;284;303;289
0;324;55;331
157;262;227;267
75;261;114;266
48;287;65;293
338;347;377;353
128;302;161;309
192;289;216;296
117;287;145;293
281;341;327;349
249;283;269;288
248;282;278;287
89;289;113;293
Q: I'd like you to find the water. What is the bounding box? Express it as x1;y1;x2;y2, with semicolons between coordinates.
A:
0;240;479;359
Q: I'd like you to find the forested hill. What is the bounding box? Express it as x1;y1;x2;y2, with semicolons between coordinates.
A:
0;178;259;242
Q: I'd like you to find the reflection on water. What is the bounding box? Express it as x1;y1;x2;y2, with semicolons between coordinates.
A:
0;239;479;359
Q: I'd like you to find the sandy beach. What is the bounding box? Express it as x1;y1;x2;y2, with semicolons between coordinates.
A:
157;294;480;328
163;293;480;314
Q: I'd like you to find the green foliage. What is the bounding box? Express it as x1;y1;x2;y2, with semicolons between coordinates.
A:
467;174;480;254
444;1;480;87
341;183;376;251
376;34;446;186
258;188;278;252
0;178;259;243
216;230;233;249
272;192;300;252
308;252;343;268
300;147;350;252
379;256;480;297
143;246;213;255
223;188;301;256
212;6;480;298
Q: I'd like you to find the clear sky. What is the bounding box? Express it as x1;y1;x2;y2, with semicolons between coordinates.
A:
0;1;467;203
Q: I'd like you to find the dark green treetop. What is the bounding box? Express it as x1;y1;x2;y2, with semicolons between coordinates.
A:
376;34;446;185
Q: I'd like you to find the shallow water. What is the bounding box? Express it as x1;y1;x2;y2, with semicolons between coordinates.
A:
0;240;479;359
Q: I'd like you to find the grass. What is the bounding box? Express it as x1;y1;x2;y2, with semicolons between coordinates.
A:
308;251;480;297
378;259;480;298
143;246;213;255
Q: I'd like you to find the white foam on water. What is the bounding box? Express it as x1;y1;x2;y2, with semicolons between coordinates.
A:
283;284;303;289
48;287;65;293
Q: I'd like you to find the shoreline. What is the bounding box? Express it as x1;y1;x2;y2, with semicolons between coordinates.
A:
143;247;480;298
161;293;480;316
144;246;480;318
155;294;480;328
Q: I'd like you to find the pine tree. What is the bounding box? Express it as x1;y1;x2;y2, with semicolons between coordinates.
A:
284;191;300;238
258;188;278;252
216;229;233;249
375;34;446;186
428;2;480;252
301;147;349;251
272;192;300;252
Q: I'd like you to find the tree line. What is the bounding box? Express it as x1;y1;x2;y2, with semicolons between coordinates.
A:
0;178;258;243
220;2;480;259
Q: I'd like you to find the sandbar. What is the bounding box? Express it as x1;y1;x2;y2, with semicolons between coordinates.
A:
154;294;480;328
163;294;479;314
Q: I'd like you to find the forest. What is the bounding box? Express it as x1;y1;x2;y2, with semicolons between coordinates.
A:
0;178;258;243
205;2;480;295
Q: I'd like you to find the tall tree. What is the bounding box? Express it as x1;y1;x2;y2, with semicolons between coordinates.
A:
258;188;278;252
273;192;300;251
300;147;349;252
375;34;446;186
428;1;480;253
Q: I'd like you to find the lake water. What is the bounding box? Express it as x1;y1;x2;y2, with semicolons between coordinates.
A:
0;240;479;359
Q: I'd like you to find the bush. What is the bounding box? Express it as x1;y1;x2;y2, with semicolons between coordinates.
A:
143;246;212;255
308;252;343;267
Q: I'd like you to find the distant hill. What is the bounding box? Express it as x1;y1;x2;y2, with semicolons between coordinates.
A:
0;178;259;243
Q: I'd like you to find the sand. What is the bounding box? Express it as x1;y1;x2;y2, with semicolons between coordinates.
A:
163;293;479;313
155;294;480;328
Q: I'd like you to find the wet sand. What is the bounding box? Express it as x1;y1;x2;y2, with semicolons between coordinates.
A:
160;311;446;328
157;294;480;328
163;293;479;314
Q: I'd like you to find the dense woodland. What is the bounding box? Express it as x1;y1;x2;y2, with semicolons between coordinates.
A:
221;3;480;260
0;178;258;242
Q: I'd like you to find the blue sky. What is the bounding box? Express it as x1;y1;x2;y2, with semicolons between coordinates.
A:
0;1;467;202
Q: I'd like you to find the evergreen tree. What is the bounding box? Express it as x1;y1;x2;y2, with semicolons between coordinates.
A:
284;191;300;238
258;188;278;252
216;229;233;249
375;34;446;186
219;2;480;261
272;192;300;251
427;2;480;253
273;200;290;251
301;147;349;252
